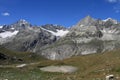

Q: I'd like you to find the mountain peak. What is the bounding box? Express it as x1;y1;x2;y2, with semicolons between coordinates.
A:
77;15;95;26
17;19;29;25
7;19;32;30
85;15;92;19
19;19;27;21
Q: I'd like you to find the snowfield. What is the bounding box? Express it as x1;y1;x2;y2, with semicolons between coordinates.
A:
103;18;118;24
41;27;69;37
0;30;19;38
0;26;3;28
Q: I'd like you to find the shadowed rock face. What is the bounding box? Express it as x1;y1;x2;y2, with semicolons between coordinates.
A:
0;53;8;60
0;52;22;62
1;16;120;60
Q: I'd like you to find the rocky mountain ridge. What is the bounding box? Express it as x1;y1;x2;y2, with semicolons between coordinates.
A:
40;16;120;60
0;19;69;53
1;16;120;60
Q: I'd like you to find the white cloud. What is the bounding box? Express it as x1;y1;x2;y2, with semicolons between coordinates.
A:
107;0;120;13
1;12;10;16
114;5;120;13
115;10;120;13
107;0;120;3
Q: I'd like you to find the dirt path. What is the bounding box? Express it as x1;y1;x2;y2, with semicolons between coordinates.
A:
0;62;40;68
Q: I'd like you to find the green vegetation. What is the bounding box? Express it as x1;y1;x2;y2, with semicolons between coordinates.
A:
0;47;120;80
0;46;46;64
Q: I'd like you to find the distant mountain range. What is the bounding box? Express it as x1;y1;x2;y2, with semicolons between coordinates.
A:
1;16;120;60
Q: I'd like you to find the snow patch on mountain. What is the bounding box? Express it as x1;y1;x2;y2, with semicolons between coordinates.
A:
41;27;69;37
0;26;3;28
0;30;19;38
103;18;112;22
11;28;15;30
103;18;118;24
53;30;69;37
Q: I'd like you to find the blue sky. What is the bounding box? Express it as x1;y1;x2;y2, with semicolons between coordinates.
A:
0;0;120;27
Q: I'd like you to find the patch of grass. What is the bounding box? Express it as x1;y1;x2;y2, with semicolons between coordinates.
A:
0;46;46;64
1;47;120;80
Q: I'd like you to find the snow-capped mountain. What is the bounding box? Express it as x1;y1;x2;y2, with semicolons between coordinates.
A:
0;19;32;44
40;16;120;60
1;20;65;37
0;20;69;53
0;20;69;41
1;16;120;60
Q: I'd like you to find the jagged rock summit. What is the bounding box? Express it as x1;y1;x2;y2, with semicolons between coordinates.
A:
77;15;95;26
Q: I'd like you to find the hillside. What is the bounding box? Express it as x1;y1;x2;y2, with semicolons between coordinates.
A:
0;46;46;65
0;48;120;80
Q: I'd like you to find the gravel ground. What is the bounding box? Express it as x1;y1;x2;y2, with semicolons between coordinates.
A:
40;66;78;73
